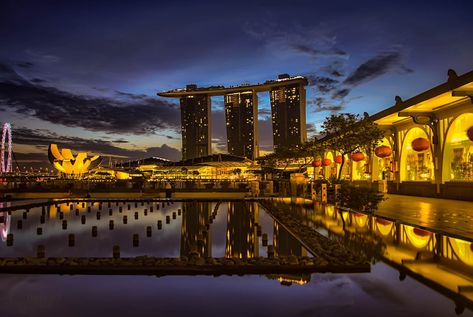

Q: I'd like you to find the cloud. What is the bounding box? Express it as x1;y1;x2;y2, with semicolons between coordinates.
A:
305;75;347;113
13;152;49;162
211;98;225;111
257;108;272;120
30;78;48;84
0;64;181;135
344;51;413;86
25;50;60;63
307;123;317;138
111;139;128;143
142;145;181;161
243;22;347;61
308;97;345;113
0;63;32;85
307;76;340;94
211;109;228;153
290;44;347;59
320;61;345;78
306;50;412;114
331;88;350;99
114;90;148;100
13;127;182;165
258;117;274;152
16;62;35;69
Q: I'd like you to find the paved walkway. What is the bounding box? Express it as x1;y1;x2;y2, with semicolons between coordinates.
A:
376;194;473;240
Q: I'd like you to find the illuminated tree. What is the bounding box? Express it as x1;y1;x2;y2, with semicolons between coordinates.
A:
321;113;384;181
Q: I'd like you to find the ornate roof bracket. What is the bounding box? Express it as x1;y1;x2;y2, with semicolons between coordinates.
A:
398;112;439;145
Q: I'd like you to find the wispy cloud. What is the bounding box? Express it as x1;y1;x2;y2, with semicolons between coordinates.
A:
0;63;181;135
13;127;181;164
306;49;412;113
243;22;348;60
344;50;413;86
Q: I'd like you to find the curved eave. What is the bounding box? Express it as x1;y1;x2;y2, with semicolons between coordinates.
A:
371;69;473;126
158;77;308;98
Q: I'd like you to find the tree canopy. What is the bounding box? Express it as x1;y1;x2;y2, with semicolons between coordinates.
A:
320;113;384;180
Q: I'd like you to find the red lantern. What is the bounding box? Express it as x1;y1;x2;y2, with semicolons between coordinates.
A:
311;160;321;167
350;152;365;162
411;137;430;152
376;218;392;226
374;145;392;158
322;158;332;166
413;228;432;237
467;126;473;142
334;155;343;164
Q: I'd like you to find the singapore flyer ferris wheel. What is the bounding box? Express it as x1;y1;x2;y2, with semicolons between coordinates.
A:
1;123;12;174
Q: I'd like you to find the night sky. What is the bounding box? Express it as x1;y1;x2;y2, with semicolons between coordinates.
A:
1;0;473;167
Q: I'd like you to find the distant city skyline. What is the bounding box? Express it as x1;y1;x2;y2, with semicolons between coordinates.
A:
1;0;473;166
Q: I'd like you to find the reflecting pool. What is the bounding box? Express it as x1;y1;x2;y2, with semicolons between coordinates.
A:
0;200;310;259
0;199;471;317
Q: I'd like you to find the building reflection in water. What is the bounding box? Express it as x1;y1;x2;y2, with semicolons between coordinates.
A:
0;202;10;242
0;212;10;242
269;223;311;286
180;201;212;257
273;223;307;257
269;198;473;313
0;200;314;287
225;202;259;258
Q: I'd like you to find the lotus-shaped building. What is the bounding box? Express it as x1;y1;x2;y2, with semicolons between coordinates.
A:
48;144;102;175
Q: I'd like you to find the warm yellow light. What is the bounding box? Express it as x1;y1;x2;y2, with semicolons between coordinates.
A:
48;144;102;175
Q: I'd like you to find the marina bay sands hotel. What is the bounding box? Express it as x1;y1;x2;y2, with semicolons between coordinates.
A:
158;74;308;160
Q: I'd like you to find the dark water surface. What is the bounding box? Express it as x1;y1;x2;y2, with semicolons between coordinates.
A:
0;199;471;317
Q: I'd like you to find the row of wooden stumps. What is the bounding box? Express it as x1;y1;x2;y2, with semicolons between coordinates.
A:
11;200;174;225
3;200;174;219
5;201;181;249
17;199;174;218
55;200;172;217
8;210;182;248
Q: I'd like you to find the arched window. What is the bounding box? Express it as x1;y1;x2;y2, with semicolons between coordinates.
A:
442;113;473;182
448;238;473;266
400;127;434;181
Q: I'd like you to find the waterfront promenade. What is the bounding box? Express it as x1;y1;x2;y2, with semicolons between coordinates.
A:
376;194;473;240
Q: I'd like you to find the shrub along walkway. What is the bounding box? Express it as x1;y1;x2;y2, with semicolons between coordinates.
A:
260;199;369;267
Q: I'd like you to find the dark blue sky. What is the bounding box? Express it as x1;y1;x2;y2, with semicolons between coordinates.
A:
1;0;473;165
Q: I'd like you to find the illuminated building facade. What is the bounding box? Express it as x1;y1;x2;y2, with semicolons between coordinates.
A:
224;91;258;160
270;74;307;150
312;69;473;200
158;75;308;160
180;87;211;160
273;222;306;257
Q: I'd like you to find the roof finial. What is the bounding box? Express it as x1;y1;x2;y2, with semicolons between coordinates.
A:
447;69;458;82
395;96;403;105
